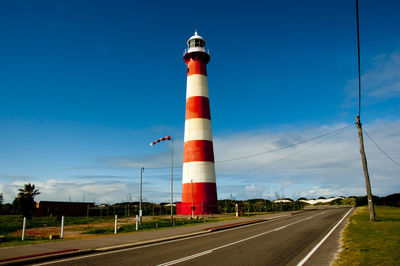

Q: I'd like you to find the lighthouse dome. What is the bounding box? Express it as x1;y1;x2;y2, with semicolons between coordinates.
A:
186;31;206;53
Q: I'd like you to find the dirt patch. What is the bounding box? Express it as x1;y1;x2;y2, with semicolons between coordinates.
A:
10;215;227;240
330;208;355;266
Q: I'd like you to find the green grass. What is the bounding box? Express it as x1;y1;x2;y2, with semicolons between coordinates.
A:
123;217;224;231
82;227;114;234
0;215;114;235
0;215;115;247
334;206;400;265
0;235;54;248
81;217;224;234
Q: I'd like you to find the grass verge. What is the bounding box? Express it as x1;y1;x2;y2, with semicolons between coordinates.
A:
0;215;227;246
0;236;54;247
0;215;114;235
0;215;114;247
334;206;400;265
82;217;224;234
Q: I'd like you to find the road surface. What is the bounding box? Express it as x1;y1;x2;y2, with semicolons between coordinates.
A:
34;207;352;266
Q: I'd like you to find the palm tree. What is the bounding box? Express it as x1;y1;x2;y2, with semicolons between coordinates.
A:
14;183;40;219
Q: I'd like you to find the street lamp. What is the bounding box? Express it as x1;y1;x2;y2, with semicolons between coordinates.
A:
150;136;174;223
139;167;144;224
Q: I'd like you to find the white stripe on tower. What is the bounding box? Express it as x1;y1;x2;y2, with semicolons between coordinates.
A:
186;75;209;99
184;119;213;142
182;162;216;183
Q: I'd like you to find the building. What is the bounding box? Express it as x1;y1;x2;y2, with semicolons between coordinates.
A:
35;201;94;217
177;31;218;215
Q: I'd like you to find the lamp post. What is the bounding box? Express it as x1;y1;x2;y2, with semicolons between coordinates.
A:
150;136;174;223
170;138;174;223
139;167;144;224
191;179;194;219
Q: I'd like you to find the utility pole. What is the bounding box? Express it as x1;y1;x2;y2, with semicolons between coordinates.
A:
355;0;375;221
139;167;144;224
356;116;376;221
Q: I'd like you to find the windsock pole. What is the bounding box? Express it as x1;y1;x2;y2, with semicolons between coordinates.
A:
150;136;174;222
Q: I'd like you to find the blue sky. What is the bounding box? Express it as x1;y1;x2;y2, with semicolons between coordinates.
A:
1;0;400;204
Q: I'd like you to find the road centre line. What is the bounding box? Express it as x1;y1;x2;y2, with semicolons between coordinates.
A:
296;207;353;266
157;210;330;266
33;210;323;266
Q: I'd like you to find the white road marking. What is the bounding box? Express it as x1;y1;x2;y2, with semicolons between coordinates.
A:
159;250;213;265
33;211;321;266
296;207;353;266
158;211;329;266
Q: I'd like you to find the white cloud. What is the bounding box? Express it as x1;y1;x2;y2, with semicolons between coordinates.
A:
0;175;179;204
344;51;400;107
1;120;399;203
212;120;400;199
243;184;266;199
367;53;400;98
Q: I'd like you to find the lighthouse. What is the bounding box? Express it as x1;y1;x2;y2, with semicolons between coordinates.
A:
178;31;218;215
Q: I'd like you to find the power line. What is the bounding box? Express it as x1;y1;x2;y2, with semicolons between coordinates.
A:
136;173;183;179
219;124;353;179
216;124;354;164
363;129;400;168
144;123;354;170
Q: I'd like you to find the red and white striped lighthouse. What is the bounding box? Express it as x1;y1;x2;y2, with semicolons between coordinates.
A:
178;31;218;215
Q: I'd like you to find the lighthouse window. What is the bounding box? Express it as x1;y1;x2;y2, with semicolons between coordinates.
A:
189;39;205;48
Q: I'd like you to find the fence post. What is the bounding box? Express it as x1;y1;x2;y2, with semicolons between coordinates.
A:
61;216;64;239
114;215;118;234
21;217;26;241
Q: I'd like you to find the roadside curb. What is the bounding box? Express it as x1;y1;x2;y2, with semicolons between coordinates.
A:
0;249;94;265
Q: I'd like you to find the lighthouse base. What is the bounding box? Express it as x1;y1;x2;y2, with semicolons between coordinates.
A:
176;202;219;215
176;182;219;215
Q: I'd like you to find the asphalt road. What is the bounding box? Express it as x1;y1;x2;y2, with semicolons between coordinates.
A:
34;207;352;266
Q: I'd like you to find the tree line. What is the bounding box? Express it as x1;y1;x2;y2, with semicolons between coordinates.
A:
1;183;398;218
0;183;40;218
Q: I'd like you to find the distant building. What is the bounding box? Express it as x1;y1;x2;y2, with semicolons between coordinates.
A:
273;199;293;203
36;201;94;217
299;197;344;205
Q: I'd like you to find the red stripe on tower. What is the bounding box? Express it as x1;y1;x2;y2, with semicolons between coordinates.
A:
186;57;208;76
183;140;215;163
185;96;211;120
177;31;218;215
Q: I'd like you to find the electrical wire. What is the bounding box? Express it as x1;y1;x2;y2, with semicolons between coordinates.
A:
218;123;353;179
144;123;354;170
363;129;400;168
216;124;354;164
